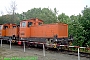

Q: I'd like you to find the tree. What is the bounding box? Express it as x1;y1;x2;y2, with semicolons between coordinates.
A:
24;8;57;24
0;11;4;16
0;15;12;24
54;8;59;22
6;1;17;23
58;13;70;23
68;14;85;46
80;6;90;47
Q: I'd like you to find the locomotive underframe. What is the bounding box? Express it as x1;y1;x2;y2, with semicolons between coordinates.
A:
20;37;72;49
0;35;73;49
0;35;19;44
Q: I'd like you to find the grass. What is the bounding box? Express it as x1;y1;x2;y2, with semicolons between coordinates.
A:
0;56;38;60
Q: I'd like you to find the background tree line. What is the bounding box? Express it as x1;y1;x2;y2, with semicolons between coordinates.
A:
0;6;90;47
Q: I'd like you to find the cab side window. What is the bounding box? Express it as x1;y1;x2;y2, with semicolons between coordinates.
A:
28;22;33;27
22;22;26;27
0;26;2;30
4;26;8;29
13;26;16;28
39;22;42;25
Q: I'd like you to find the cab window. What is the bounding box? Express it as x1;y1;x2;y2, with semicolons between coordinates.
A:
4;26;8;29
13;26;16;28
28;22;33;27
22;22;26;27
0;25;2;30
39;22;42;25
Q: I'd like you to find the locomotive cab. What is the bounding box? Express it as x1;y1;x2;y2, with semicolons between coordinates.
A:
2;23;19;40
20;18;43;39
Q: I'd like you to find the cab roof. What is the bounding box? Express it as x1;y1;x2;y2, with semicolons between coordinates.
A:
3;23;17;25
21;18;44;22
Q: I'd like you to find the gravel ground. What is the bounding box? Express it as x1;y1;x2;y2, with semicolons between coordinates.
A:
0;44;89;60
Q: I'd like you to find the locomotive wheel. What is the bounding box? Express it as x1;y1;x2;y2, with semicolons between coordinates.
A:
34;44;38;47
57;47;60;51
45;47;49;50
68;41;72;46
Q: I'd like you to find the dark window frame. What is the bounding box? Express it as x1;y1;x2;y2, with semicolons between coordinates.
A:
28;22;33;27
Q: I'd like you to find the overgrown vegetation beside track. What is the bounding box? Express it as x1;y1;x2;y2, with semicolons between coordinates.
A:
68;47;90;53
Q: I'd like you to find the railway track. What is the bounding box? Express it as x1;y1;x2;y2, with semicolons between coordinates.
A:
1;43;90;59
29;46;90;58
62;50;90;58
1;44;89;60
23;44;90;58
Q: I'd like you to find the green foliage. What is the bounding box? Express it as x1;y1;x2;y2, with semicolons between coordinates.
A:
0;15;12;24
70;15;85;46
79;7;90;47
58;13;70;23
58;13;85;46
0;14;21;24
23;8;57;24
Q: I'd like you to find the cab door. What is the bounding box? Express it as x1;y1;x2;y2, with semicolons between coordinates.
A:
0;25;6;37
20;21;31;38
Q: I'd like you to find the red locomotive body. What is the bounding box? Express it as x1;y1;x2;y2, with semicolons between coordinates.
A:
0;23;19;40
30;23;68;38
20;18;68;38
19;18;69;48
